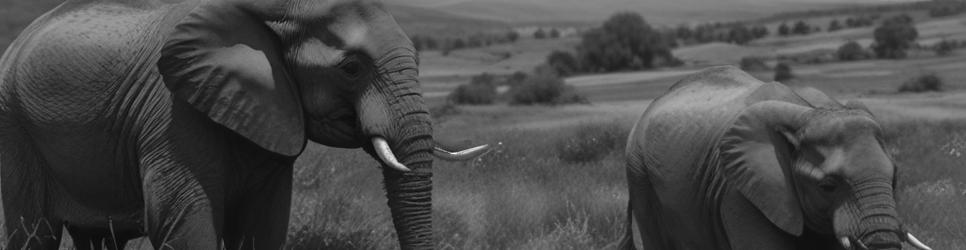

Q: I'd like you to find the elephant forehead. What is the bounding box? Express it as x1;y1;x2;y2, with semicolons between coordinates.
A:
801;114;879;144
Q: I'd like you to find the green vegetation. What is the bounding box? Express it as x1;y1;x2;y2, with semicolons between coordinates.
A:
898;72;944;93
576;12;676;73
555;121;627;164
546;50;580;77
873;14;919;59
509;72;587;106
774;62;795;82
837;40;870;61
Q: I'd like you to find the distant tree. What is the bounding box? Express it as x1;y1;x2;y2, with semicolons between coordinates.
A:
506;30;520;42
675;24;693;41
727;24;754;45
576;12;674;72
837;40;867;61
845;17;857;28
546;50;580;77
534;28;548;39
934;39;956;57
423;37;438;50
549;28;561;38
778;22;791;36
752;25;769;39
792;20;811;35
828;19;843;32
451;38;466;49
872;14;918;59
774;62;794;82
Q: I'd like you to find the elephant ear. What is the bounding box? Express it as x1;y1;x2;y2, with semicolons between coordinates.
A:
157;3;306;156
720;101;812;236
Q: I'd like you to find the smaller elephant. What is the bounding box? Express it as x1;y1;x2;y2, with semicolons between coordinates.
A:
620;66;931;250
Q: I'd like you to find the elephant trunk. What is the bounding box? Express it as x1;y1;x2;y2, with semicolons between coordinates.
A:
381;94;434;249
360;51;435;249
839;181;903;250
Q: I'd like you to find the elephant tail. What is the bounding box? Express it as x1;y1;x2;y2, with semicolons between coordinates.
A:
618;200;637;250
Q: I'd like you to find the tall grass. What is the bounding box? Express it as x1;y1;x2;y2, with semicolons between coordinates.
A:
0;118;963;250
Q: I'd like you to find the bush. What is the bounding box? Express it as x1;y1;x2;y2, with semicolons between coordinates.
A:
774;62;795;82
546;50;581;77
935;39;956;57
739;57;769;71
556;121;627;163
576;12;675;73
898;72;943;93
873;15;918;59
837;40;868;61
509;73;588;105
448;73;498;105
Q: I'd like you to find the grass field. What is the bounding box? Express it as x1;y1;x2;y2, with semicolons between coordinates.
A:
2;2;966;249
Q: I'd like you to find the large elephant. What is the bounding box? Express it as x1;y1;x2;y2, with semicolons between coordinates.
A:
619;66;931;250
0;0;488;249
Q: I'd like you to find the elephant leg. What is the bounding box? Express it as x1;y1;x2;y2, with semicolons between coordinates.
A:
0;137;64;249
223;165;293;250
141;161;220;250
65;225;129;250
626;167;676;250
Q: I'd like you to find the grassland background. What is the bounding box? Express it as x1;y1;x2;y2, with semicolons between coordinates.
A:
2;0;966;249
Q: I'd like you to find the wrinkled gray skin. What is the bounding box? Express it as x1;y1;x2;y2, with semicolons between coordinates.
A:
0;0;446;249
620;66;914;250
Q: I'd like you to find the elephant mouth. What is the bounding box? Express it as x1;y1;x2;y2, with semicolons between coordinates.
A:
838;230;932;250
306;109;365;148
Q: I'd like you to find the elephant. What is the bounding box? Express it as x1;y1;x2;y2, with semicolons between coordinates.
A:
619;66;931;250
0;0;489;249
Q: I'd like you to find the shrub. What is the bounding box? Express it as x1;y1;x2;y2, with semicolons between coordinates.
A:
873;14;918;59
935;39;956;57
449;74;498;105
509;72;588;105
739;57;769;71
430;102;461;120
555;121;627;163
774;62;794;82
837;40;868;61
576;12;674;72
546;50;581;77
898;72;943;93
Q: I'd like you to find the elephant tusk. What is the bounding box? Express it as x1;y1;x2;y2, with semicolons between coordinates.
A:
372;137;411;172
432;143;491;161
839;237;851;249
905;232;932;250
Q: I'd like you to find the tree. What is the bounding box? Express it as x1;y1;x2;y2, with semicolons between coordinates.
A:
792;20;811;35
934;39;956;57
546;50;580;76
727;24;754;45
549;28;561;38
828;19;843;32
675;24;693;41
837;41;867;61
778;22;790;36
872;14;918;59
506;30;520;42
774;62;794;82
576;12;674;72
534;28;547;39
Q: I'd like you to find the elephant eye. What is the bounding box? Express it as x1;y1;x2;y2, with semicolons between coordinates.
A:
338;57;364;79
818;178;838;193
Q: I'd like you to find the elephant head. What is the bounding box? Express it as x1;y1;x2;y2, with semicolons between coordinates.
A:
720;100;931;250
156;0;487;248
